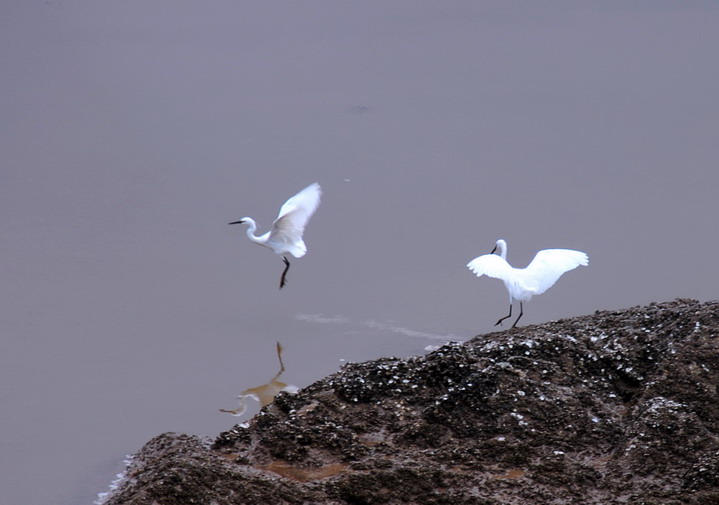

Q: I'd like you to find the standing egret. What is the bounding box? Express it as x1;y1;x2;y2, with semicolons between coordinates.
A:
467;239;588;328
229;183;321;289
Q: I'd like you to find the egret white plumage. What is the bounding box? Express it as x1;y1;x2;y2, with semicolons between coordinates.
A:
229;183;321;289
467;239;588;328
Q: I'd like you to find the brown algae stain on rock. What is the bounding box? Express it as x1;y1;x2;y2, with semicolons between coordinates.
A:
492;468;526;480
258;460;348;481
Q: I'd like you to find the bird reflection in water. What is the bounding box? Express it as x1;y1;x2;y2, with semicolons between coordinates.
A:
219;342;299;417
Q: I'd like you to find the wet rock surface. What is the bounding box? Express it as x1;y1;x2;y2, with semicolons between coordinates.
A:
105;299;719;504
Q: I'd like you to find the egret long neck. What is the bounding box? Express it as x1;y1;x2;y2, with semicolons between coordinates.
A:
497;240;508;260
244;219;264;244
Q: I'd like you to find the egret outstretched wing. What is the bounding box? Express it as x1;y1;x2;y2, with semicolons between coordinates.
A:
267;183;322;257
521;249;589;295
275;183;322;224
467;254;514;280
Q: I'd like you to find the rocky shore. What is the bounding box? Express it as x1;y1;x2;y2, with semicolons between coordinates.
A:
102;299;719;504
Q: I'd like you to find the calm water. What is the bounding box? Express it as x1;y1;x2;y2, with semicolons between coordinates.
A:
2;2;718;504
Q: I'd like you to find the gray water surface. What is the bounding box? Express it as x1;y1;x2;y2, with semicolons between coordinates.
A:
1;2;718;504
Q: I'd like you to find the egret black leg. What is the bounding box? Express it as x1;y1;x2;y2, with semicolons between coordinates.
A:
279;256;291;289
495;304;513;326
511;302;524;328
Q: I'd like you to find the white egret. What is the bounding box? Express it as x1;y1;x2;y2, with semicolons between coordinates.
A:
467;239;588;328
229;183;321;288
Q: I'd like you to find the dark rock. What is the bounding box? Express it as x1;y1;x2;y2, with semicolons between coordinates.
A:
103;299;719;505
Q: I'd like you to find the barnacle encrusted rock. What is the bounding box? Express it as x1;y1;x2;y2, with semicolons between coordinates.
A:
103;299;719;505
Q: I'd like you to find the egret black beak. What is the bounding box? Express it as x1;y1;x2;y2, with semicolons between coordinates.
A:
490;245;498;255
228;220;245;225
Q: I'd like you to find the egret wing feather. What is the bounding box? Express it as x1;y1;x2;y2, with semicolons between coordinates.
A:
467;254;514;280
275;183;321;223
521;249;588;295
267;183;321;257
268;209;309;257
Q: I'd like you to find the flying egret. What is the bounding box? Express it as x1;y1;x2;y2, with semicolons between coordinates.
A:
467;239;588;328
229;183;321;289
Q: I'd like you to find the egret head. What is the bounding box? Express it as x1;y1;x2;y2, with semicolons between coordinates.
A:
492;239;507;258
228;218;250;226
